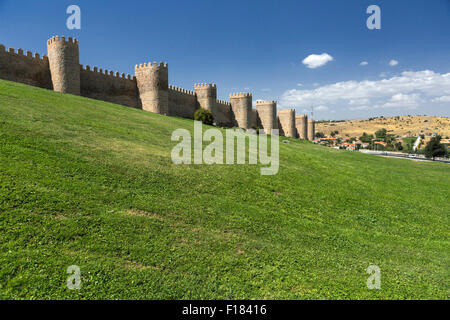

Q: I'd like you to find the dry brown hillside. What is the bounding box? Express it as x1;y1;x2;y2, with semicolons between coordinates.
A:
316;116;450;138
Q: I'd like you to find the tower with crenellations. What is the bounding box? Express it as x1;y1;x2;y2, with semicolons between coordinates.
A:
229;92;252;129
256;100;277;134
195;83;217;119
296;114;308;140
135;62;169;115
278;108;296;138
47;36;80;95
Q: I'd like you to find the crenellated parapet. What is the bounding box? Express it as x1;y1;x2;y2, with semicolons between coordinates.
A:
169;84;195;95
0;42;52;89
47;35;79;46
229;92;252;129
47;36;80;95
135;61;168;71
229;92;252;98
81;64;135;81
135;61;169;115
0;45;49;63
194;83;216;89
216;99;231;106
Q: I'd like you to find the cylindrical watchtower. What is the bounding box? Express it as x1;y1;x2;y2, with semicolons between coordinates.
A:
135;62;169;115
296;114;308;140
256;100;277;134
308;119;315;141
229;92;252;129
47;36;80;95
195;83;217;117
278;109;296;138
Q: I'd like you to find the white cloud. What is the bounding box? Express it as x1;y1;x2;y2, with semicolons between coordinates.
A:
389;59;399;66
280;70;450;113
379;72;391;78
432;95;450;102
315;105;329;111
302;53;334;69
382;93;421;108
360;61;368;66
297;83;303;87
349;98;370;105
349;105;371;111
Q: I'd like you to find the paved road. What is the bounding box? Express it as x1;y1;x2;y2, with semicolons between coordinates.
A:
359;151;450;164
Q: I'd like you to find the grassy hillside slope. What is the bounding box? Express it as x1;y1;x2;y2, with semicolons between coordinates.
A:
0;80;449;299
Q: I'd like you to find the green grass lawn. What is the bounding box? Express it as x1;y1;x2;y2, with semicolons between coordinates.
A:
0;79;449;299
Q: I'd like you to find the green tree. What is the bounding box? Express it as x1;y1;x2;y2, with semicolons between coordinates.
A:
375;128;387;140
194;108;214;125
424;136;447;159
315;132;325;138
359;132;374;143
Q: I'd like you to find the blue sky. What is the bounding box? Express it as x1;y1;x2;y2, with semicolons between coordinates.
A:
0;0;449;120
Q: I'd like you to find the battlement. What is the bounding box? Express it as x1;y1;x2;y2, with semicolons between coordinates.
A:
47;36;78;46
229;92;252;98
256;100;276;105
0;35;307;134
0;44;48;62
135;62;168;72
169;84;195;95
194;83;216;89
278;108;295;114
80;64;135;80
217;99;231;106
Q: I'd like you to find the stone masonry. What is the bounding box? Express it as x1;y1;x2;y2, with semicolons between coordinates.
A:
0;35;315;138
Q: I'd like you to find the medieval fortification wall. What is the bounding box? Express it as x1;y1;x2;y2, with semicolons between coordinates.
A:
0;36;315;139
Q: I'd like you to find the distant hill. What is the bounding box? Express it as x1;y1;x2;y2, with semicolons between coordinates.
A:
0;79;449;299
316;116;450;138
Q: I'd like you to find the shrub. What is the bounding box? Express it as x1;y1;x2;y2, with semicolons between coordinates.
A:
424;135;447;159
315;132;325;138
194;108;214;125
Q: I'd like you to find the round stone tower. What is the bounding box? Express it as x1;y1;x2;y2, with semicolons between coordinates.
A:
229;93;252;129
278;109;296;138
194;83;217;117
296;114;308;140
47;36;80;95
308;119;315;141
255;100;277;134
135;62;169;115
